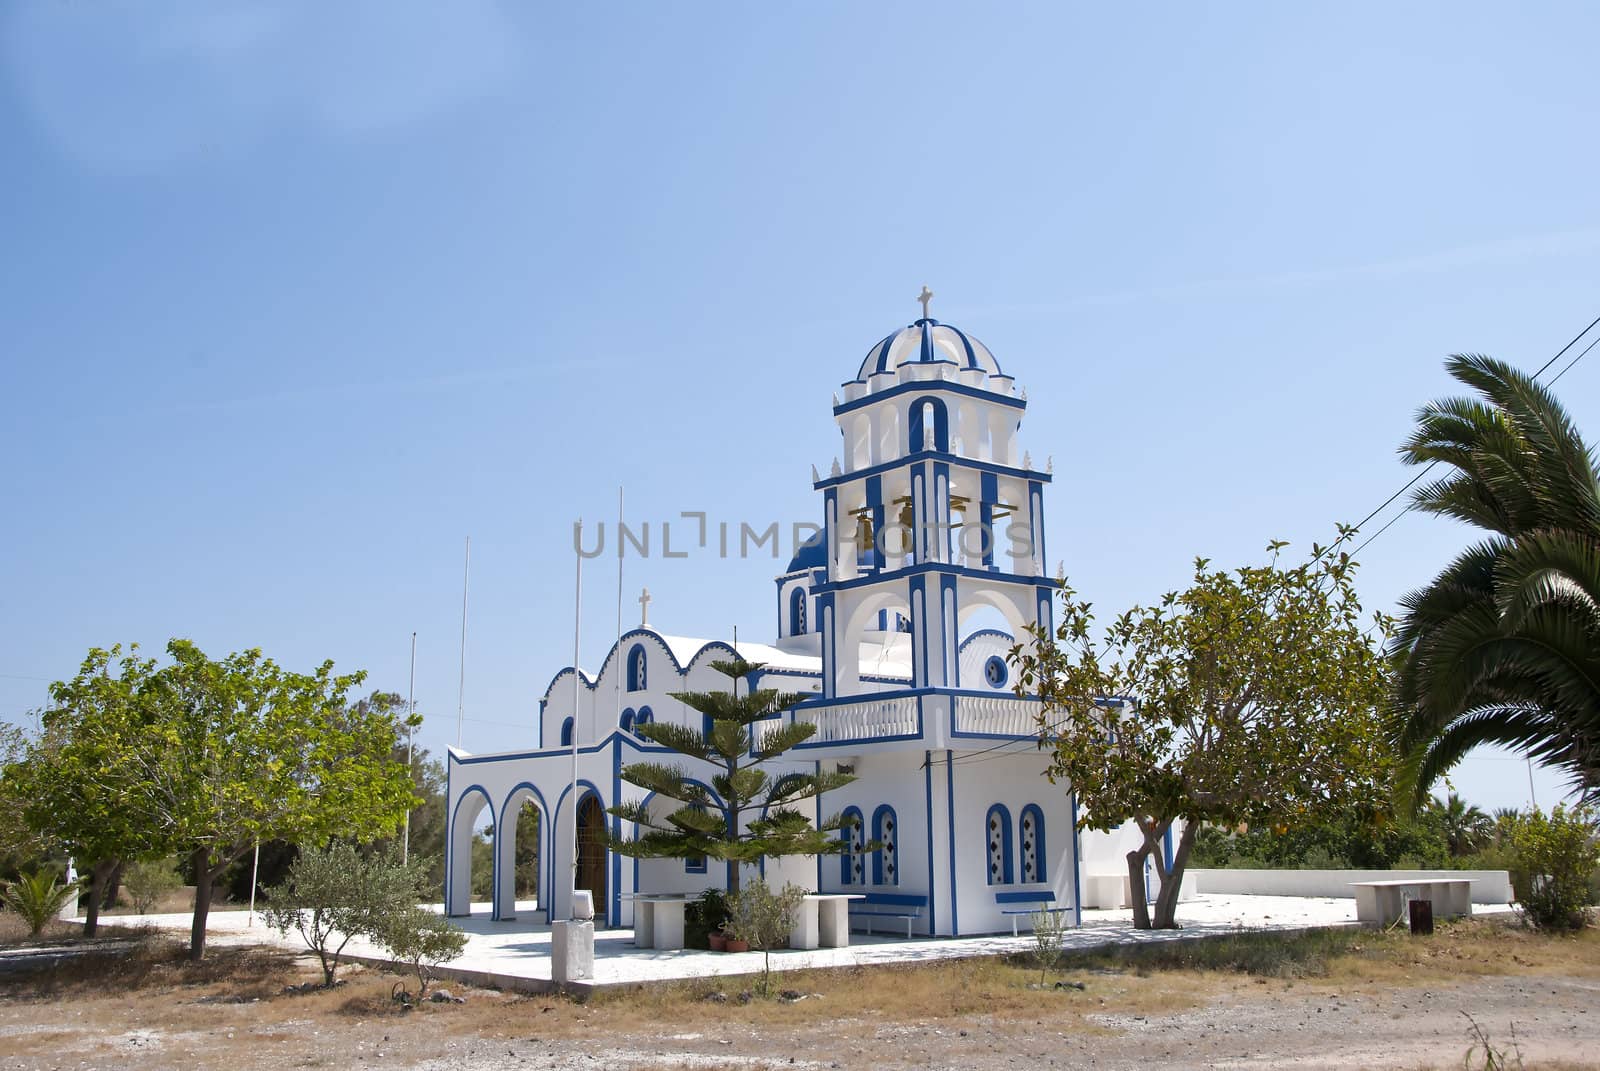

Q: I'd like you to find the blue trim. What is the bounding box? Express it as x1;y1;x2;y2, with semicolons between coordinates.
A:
1070;792;1083;927
551;779;605;918
839;805;864;885
854;891;928;907
985;803;1015;885
446;785;492;918
1020;803;1046;883
945;750;958;935
636;705;653;727
983;655;1009;689
813;560;1058;597
626;644;647;692
906;396;950;453
493;782;550;920
1163;824;1174;873
923;752;936;934
812;451;1048;492
871;804;898;886
559;717;574;747
620;707;635;734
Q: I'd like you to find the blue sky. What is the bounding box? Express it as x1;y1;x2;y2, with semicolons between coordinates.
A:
2;2;1597;813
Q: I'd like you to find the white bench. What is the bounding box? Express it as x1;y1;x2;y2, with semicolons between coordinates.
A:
789;893;862;950
1349;879;1473;926
628;894;689;949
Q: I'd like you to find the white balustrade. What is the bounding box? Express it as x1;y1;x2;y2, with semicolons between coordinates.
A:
794;695;920;743
953;694;1042;737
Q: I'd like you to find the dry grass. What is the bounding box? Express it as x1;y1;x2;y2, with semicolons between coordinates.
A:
0;916;1594;1070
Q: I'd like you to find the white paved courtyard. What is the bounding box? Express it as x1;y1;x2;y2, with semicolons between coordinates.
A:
98;894;1513;993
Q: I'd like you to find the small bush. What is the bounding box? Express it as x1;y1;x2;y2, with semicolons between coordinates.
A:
724;879;806;994
263;843;426;986
378;906;468;1000
1;869;79;937
123;858;182;915
1028;908;1068;984
1508;805;1598;931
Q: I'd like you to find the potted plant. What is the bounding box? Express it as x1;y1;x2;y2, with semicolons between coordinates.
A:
720;918;748;953
708;929;728;952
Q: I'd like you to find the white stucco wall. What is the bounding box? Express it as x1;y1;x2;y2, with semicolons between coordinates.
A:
1190;868;1514;904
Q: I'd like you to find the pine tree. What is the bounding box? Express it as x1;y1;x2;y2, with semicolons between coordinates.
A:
607;657;857;895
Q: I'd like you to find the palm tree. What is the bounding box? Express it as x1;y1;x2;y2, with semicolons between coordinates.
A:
1389;354;1600;806
1426;792;1494;857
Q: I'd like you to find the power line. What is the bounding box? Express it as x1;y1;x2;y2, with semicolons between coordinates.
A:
1338;310;1600;561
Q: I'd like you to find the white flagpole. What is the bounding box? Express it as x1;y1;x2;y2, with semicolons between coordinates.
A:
457;536;470;748
247;840;260;926
614;485;625;725
404;630;417;865
569;524;584;918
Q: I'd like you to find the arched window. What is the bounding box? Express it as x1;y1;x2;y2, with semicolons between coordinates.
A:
985;803;1014;885
636;705;653;727
620;708;635;734
907;396;949;452
789;586;808;636
559;717;575;748
839;806;865;886
626;644;647;692
1019;804;1045;883
871;805;899;886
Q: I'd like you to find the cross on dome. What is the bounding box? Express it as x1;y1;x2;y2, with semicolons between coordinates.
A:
638;587;651;626
917;285;933;320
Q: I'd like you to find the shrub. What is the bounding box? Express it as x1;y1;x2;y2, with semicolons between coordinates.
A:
1029;907;1068;985
123;858;182;915
378;906;468;1000
263;843;425;986
723;878;806;994
1508;805;1599;931
685;888;728;950
1;869;79;937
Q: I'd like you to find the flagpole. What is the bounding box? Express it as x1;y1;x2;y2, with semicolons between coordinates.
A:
404;630;417;865
457;536;470;748
614;485;625;727
569;524;583;918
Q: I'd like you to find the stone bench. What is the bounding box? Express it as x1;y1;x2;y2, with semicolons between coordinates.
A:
1349;879;1474;926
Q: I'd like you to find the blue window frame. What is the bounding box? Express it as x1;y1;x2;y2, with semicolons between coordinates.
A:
983;654;1009;689
789;586;808;636
636;705;652;727
620;708;635;734
1019;804;1045;883
985;803;1014;885
871;804;899;886
559;717;574;748
839;806;865;885
627;644;647;692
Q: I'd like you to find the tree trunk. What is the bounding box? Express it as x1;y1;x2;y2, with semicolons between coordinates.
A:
1151;822;1199;930
189;848;213;962
101;860;124;911
82;859;118;938
1126;848;1151;930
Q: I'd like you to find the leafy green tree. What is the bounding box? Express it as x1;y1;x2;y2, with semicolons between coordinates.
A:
263;842;425;987
1506;805;1599;930
373;742;449;898
123;857;182;915
607;657;857;896
1013;542;1393;928
0;721;51;879
378;906;469;1000
6;646;165;937
1389;355;1600;806
0;868;79;937
142;640;420;960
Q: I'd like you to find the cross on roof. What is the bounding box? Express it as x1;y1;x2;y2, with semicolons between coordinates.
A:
917;285;933;320
638;587;651;626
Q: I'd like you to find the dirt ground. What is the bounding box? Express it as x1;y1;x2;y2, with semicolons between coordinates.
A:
0;917;1595;1071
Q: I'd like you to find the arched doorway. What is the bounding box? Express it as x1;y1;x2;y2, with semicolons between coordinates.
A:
576;794;608;919
495;786;545;921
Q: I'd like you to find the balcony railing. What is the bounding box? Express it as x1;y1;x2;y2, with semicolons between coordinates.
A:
952;694;1043;738
792;694;921;744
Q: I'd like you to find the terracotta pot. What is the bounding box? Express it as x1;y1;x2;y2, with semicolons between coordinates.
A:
724;938;750;953
708;932;727;952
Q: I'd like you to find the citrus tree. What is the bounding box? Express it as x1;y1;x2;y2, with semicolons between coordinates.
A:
1013;541;1393;928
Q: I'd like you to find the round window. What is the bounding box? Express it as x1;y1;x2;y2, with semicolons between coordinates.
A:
983;655;1008;688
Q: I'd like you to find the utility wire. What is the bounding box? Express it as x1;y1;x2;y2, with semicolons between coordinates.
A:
1334;310;1600;562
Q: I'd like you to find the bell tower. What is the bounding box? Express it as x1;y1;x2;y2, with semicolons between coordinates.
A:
811;290;1055;700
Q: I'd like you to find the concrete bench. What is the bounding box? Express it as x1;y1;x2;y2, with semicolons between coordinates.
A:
1349;879;1474;926
995;890;1071;936
789;893;862;950
628;894;689;950
848;891;929;937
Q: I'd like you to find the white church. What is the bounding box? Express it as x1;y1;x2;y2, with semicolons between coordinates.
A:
445;296;1158;937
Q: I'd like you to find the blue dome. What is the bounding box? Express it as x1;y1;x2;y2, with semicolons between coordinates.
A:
786;538;828;574
855;319;1002;382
